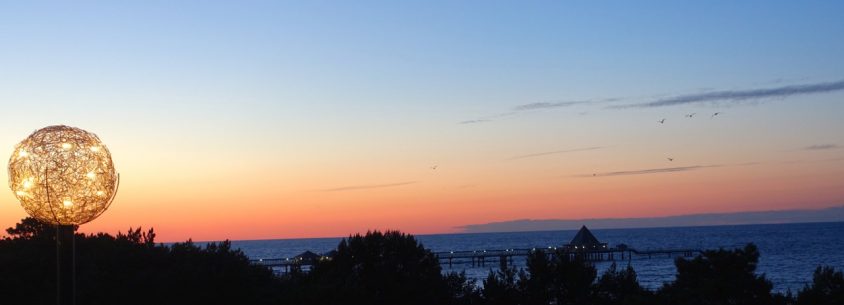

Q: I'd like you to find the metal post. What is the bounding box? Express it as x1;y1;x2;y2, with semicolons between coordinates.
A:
56;225;75;305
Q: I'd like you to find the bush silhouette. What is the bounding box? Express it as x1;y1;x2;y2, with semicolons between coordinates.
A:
798;266;844;305
482;260;525;305
593;263;652;305
657;243;782;305
0;217;283;305
282;230;474;305
482;249;599;305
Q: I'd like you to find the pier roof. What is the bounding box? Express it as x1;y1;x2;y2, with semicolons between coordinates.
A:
295;250;321;261
569;225;601;247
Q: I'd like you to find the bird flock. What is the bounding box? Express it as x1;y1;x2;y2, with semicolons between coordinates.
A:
659;112;723;124
655;112;723;169
435;112;726;175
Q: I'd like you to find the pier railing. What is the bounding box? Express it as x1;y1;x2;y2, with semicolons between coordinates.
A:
251;246;701;271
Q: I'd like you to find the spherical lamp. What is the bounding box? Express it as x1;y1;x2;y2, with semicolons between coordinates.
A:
8;125;119;225
7;125;119;305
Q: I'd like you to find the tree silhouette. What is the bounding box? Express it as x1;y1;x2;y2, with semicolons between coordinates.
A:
546;252;597;305
482;260;524;305
798;266;844;305
482;250;598;305
284;230;473;305
593;263;652;305
0;217;283;305
657;243;781;305
4;217;74;241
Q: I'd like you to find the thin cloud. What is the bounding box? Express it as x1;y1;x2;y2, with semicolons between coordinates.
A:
460;98;618;124
317;181;418;192
617;79;844;108
780;157;844;164
509;146;604;160
578;162;758;178
458;112;517;125
512;97;620;111
459;78;843;124
458;119;491;125
582;165;712;177
513;101;589;111
805;144;839;150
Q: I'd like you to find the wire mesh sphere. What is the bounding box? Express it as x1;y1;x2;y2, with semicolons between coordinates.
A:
8;125;118;225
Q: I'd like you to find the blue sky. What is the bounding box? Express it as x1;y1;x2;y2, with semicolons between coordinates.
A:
1;1;843;240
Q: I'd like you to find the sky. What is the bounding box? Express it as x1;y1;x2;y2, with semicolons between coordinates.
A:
1;1;843;242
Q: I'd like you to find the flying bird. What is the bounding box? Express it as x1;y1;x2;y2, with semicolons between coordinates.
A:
658;119;666;124
667;158;674;161
430;165;438;170
685;113;696;118
711;112;722;118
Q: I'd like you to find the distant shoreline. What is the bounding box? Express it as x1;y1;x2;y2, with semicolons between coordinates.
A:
447;219;844;236
457;205;844;234
213;216;844;244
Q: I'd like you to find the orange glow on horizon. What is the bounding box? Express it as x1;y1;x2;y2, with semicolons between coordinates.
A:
2;154;840;242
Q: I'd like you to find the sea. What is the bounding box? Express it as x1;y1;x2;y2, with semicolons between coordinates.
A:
229;221;844;292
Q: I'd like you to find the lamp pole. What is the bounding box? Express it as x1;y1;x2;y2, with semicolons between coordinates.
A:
56;225;75;305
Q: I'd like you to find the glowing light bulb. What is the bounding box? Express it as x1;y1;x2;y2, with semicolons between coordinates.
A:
8;125;119;225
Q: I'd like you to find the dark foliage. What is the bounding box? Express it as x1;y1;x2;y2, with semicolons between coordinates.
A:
593;263;652;305
281;230;477;305
482;261;525;305
445;271;484;305
483;250;601;305
656;243;784;305
523;250;597;305
798;266;844;305
0;217;283;305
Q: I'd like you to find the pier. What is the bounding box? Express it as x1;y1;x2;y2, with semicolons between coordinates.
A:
433;246;699;268
251;226;701;273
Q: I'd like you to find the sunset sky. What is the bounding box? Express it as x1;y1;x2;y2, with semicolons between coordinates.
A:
1;1;843;242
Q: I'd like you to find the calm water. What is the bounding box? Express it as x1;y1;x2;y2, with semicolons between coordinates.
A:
229;222;844;292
